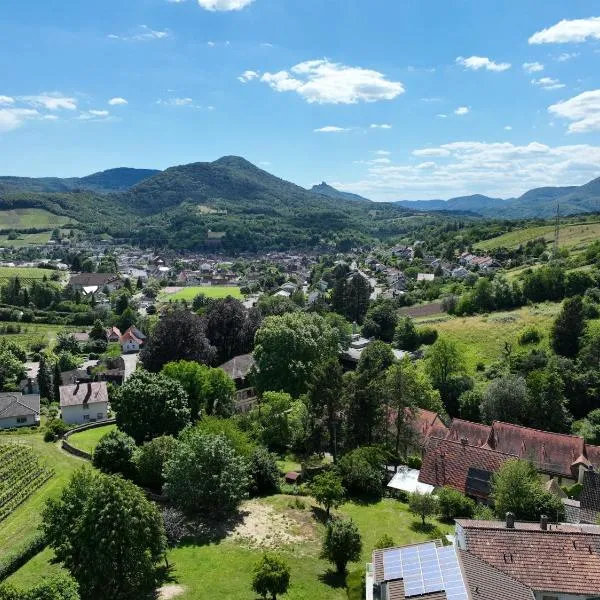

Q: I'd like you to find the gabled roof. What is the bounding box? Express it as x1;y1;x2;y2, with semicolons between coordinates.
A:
446;419;491;447
405;408;449;446
59;382;108;408
218;354;255;381
120;329;142;345
69;273;120;287
106;326;122;338
485;421;587;478
457;519;600;596
418;437;512;499
0;393;40;419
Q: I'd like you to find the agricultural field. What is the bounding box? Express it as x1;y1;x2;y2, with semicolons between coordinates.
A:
10;495;451;600
0;442;54;524
159;285;243;302
0;434;80;562
0;232;52;248
0;208;73;230
475;220;600;251
67;424;116;455
417;303;563;373
0;322;80;352
0;266;59;282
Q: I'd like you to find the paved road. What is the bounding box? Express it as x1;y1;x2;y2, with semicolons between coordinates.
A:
122;353;139;381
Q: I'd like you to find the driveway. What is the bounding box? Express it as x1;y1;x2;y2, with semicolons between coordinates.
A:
122;353;139;381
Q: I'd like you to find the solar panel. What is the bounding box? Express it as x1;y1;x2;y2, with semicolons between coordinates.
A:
465;467;493;496
382;543;468;599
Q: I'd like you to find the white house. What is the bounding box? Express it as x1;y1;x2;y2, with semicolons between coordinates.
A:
120;328;143;354
59;382;109;425
0;393;40;429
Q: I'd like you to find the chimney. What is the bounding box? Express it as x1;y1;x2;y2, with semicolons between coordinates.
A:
540;515;548;531
505;512;515;529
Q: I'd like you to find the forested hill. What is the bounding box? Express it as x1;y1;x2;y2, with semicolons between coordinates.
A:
310;182;372;203
0;156;416;252
394;176;600;218
0;167;160;195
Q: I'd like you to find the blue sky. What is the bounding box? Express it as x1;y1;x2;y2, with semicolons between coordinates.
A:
1;0;600;200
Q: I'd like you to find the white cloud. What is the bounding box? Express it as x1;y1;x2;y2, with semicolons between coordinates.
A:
556;52;580;62
258;59;404;104
0;108;39;133
197;0;254;10
531;77;566;90
89;110;109;117
108;97;128;106
76;110;112;121
238;70;259;83
0;96;15;106
436;113;448;119
523;61;544;73
207;41;215;47
109;25;169;42
504;125;513;131
375;150;391;156
421;97;442;103
456;56;511;72
529;17;600;44
370;123;392;129
413;148;451;157
454;106;469;115
20;93;77;111
549;90;600;133
314;126;350;133
260;42;274;48
334;140;600;201
157;97;194;106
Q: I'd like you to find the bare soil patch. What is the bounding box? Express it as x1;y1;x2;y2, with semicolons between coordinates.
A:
156;584;186;599
399;302;443;318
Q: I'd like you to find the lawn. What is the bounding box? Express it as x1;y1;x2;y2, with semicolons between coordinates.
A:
9;495;451;599
0;322;80;351
67;424;116;454
159;286;243;302
0;266;59;281
0;208;73;230
0;433;81;562
475;220;600;251
0;232;53;247
418;303;563;373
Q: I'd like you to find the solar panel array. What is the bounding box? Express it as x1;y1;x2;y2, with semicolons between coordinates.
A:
382;543;468;600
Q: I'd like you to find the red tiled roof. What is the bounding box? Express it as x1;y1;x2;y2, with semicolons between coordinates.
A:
120;330;142;345
418;437;512;499
406;408;448;445
485;421;586;478
446;419;491;447
457;519;600;596
585;443;600;469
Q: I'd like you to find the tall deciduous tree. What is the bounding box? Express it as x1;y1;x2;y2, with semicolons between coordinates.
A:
42;469;166;600
253;312;339;397
140;309;215;372
551;296;585;358
37;354;54;401
311;471;345;518
331;272;371;324
321;519;362;574
480;375;528;425
113;370;191;443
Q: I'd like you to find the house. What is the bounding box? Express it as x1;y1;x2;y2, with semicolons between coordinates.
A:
445;419;492;447
0;393;41;429
59;382;109;424
218;354;257;413
69;273;122;293
367;539;533;600
418;437;513;502
396;407;449;455
120;328;143;354
455;517;600;599
451;266;470;279
106;326;121;342
416;273;435;282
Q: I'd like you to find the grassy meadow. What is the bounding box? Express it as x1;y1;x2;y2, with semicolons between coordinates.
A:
0;266;58;281
159;285;243;302
67;424;116;455
0;232;53;248
0;209;73;230
0;322;80;351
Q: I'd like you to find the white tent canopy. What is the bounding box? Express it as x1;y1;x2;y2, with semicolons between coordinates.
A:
387;466;434;494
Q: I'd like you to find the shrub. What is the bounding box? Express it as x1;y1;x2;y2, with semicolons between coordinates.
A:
417;327;438;346
0;532;46;581
44;418;69;442
249;447;280;497
374;534;395;549
337;447;384;498
135;435;178;491
252;553;291;600
562;482;583;500
92;430;137;477
436;487;475;521
518;326;542;346
406;455;422;470
408;491;438;525
321;518;362;574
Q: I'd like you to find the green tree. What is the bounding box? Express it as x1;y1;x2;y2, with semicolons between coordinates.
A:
408;491;438;525
481;375;528;425
393;316;420;351
134;435;178;491
253;312;339;396
117;307;138;332
425;337;467;416
249;447;280;496
0;346;25;390
252;553;291;600
312;471;345;518
113;370;191;443
361;300;398;342
491;459;565;522
89;319;106;341
164;431;250;516
337;447;384;498
42;468;166;600
551;296;585;358
526;367;572;433
572;408;600;444
92;430;136;477
332;272;371;324
374;534;395;550
37;354;54;401
436;487;475;521
140;309;215;372
321;519;362;575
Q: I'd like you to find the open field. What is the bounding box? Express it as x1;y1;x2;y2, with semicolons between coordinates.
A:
0;433;81;562
0;322;80;351
0;209;73;230
10;495;451;599
417;303;563;373
67;424;116;455
0;232;53;247
159;286;243;302
0;266;58;281
475;221;600;251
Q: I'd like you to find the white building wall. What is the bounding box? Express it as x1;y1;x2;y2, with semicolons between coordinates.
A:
0;414;39;429
62;402;108;425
